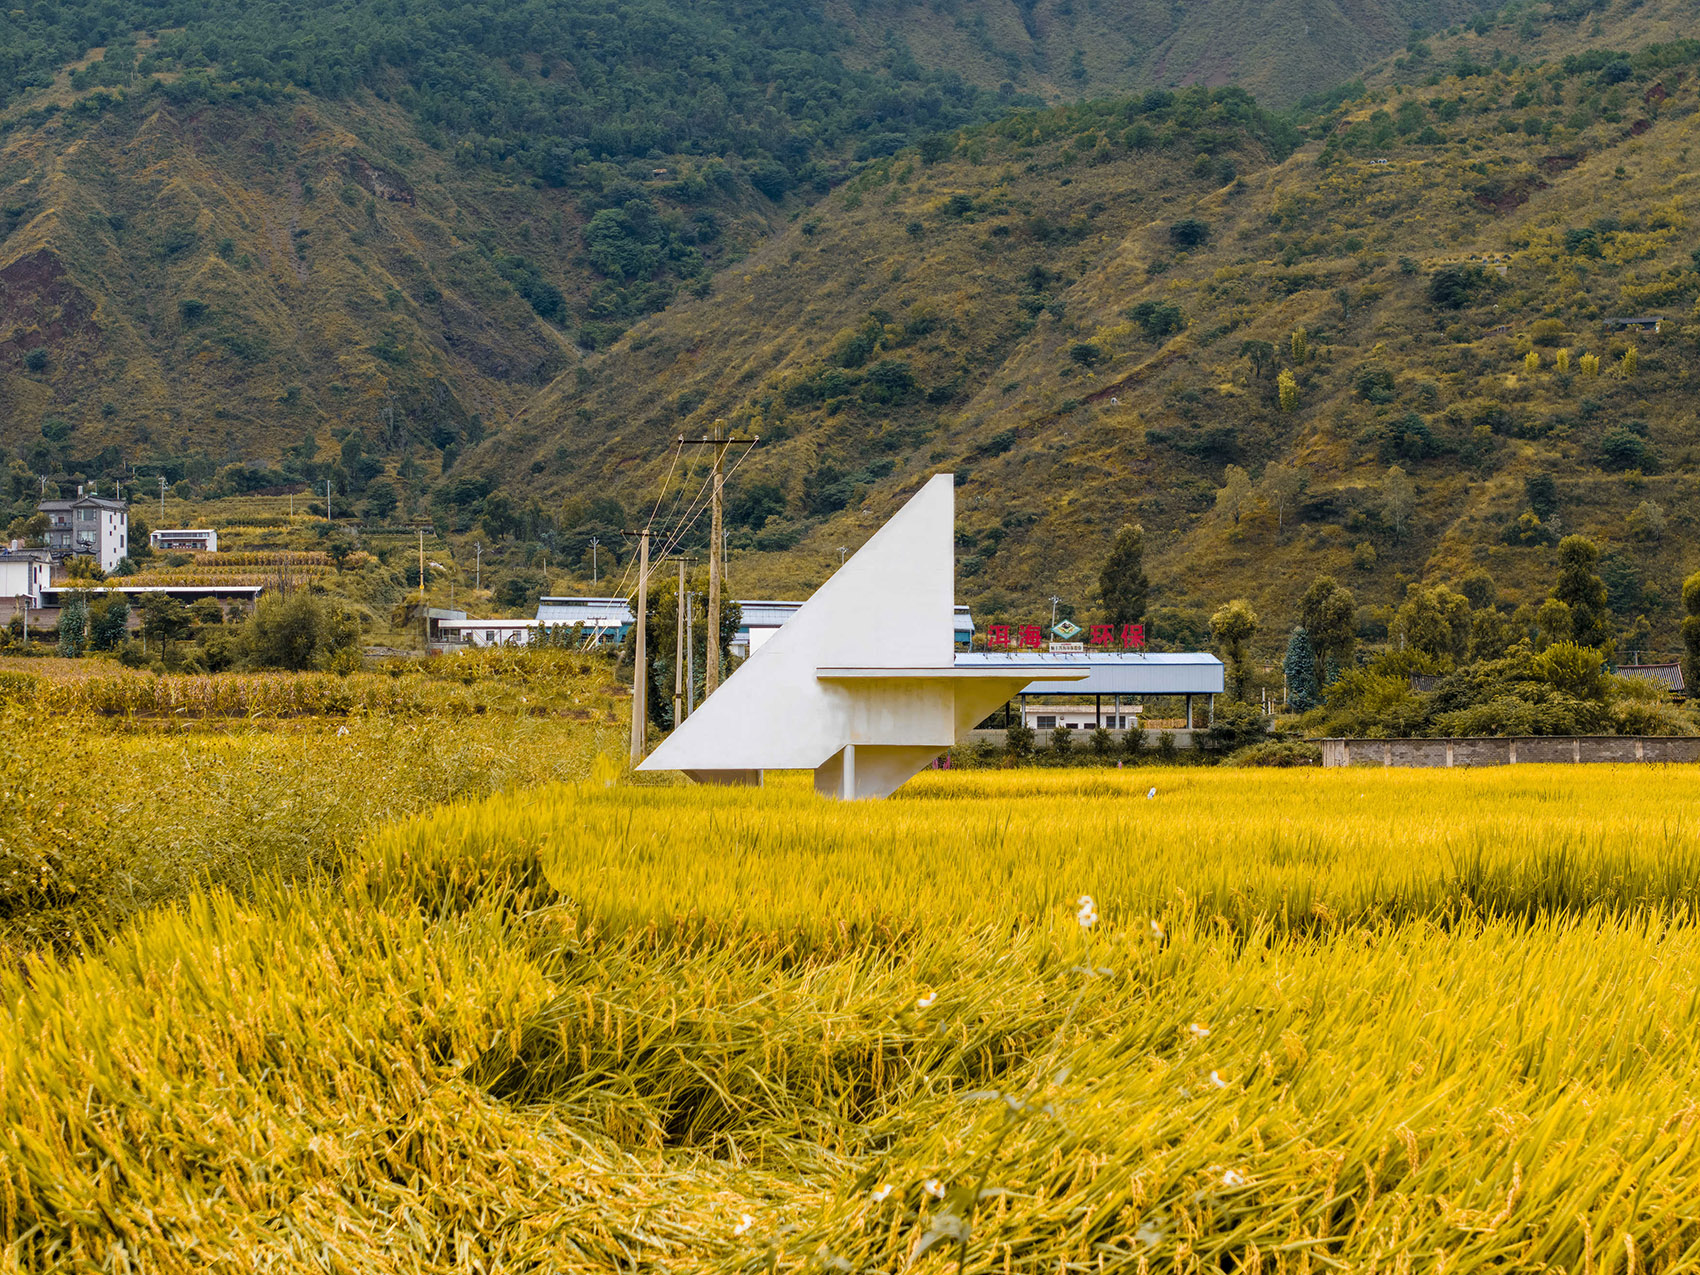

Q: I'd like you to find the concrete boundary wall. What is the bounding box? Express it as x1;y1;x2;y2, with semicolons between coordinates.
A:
1321;736;1700;767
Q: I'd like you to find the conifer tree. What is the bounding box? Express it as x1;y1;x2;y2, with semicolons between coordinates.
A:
1283;626;1319;712
56;592;88;658
1683;571;1700;700
1552;534;1611;650
1099;524;1148;628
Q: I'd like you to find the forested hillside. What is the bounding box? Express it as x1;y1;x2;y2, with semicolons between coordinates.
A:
827;0;1501;108
500;27;1700;653
4;0;1700;659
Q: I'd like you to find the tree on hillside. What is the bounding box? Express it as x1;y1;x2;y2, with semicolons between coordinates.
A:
1300;576;1356;683
1683;572;1700;700
1552;535;1611;650
1098;524;1148;628
1210;598;1259;701
1383;466;1416;540
1283;627;1319;712
1277;368;1299;412
1215;465;1253;525
1392;583;1471;661
1259;462;1305;534
1239;339;1276;396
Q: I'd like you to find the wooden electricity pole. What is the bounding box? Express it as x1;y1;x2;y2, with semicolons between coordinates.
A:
673;556;687;729
417;527;427;650
629;527;651;765
677;424;757;700
706;431;726;697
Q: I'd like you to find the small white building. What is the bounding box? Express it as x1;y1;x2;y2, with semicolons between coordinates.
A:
38;489;129;573
150;528;218;553
436;616;543;648
0;548;53;607
1023;703;1143;731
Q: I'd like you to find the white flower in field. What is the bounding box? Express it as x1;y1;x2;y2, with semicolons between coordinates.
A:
871;1184;893;1203
733;1214;754;1236
915;990;937;1009
1147;787;1156;799
1189;1022;1210;1038
923;1179;945;1199
1223;1170;1247;1188
1149;920;1165;940
1078;893;1095;910
1077;904;1098;929
1209;1071;1227;1089
336;725;348;737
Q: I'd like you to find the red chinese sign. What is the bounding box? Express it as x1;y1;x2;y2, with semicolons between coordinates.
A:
984;623;1146;650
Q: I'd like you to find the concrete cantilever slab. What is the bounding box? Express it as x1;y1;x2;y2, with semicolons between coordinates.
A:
636;474;1065;798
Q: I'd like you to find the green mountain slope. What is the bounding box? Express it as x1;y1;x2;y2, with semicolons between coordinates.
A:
497;33;1700;652
830;0;1502;108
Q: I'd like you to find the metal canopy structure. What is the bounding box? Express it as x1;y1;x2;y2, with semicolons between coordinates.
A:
954;651;1224;696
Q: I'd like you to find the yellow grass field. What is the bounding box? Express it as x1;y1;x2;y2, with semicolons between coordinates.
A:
6;766;1700;1272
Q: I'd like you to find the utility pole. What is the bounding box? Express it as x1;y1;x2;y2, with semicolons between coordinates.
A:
325;479;333;523
673;556;687;729
159;476;166;522
590;536;599;585
707;427;724;697
418;528;427;650
629;528;651;765
474;542;482;591
677;423;757;699
685;592;696;715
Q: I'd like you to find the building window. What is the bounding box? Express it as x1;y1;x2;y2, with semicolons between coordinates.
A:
1036;715;1056;729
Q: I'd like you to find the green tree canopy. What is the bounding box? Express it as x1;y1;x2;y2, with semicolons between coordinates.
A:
1098;524;1148;628
1210;598;1259;701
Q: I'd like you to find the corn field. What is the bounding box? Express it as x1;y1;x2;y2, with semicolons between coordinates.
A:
0;654;620;719
5;761;1700;1271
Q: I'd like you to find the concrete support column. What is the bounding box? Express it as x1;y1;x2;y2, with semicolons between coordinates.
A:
1185;693;1194;730
843;743;856;801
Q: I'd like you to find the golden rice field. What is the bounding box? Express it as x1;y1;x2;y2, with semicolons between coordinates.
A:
7;762;1700;1272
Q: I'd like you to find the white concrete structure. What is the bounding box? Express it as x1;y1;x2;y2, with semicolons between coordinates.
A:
638;474;1083;799
39;491;129;572
150;528;218;553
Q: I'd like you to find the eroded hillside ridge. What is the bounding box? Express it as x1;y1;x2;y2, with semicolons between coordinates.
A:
507;38;1700;647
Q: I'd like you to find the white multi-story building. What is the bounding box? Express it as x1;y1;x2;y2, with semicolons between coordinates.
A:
38;489;129;573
